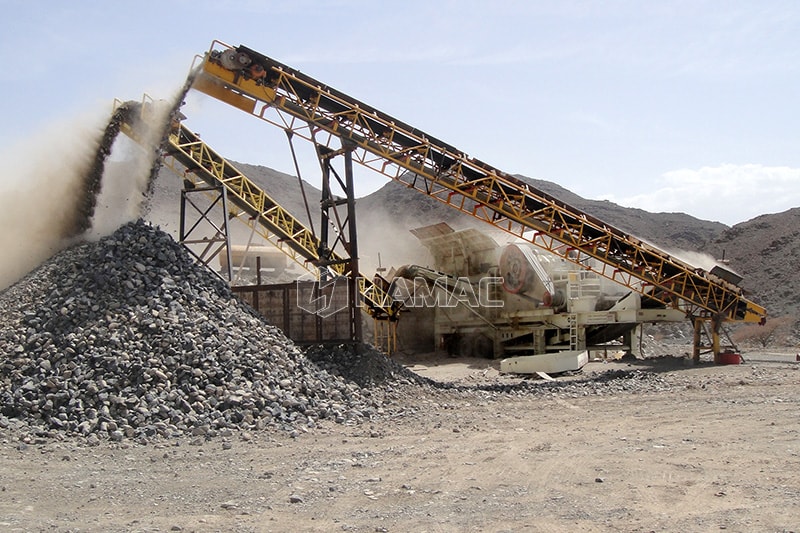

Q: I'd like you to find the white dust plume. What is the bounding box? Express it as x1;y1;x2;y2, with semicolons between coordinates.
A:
0;109;110;290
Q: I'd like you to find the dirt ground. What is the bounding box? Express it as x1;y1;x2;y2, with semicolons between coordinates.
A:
1;351;799;533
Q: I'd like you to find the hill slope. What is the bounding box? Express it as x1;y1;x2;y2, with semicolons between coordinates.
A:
517;176;727;251
354;174;727;272
707;208;800;318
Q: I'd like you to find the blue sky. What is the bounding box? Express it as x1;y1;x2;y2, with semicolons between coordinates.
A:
1;0;798;226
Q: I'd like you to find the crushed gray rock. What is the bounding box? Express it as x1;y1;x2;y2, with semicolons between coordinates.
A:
304;343;435;388
0;220;397;442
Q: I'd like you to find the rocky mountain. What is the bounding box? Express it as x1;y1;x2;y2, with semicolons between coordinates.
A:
354;176;727;269
512;181;799;327
514;176;727;251
707;208;800;319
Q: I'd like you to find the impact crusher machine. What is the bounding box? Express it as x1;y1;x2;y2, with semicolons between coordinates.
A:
390;223;687;372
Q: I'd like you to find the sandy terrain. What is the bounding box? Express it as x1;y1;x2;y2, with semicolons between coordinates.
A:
1;352;799;533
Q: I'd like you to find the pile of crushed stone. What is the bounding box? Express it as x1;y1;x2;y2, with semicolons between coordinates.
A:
304;343;435;388
0;219;691;445
0;220;408;443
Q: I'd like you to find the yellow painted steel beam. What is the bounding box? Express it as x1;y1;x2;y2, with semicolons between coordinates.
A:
190;40;766;324
115;97;316;273
168;125;322;266
165;124;399;319
114;97;399;319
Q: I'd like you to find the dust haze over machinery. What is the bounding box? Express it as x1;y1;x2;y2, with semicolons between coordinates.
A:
188;43;765;315
0;40;767;370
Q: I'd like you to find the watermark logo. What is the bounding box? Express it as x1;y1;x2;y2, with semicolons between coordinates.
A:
392;277;504;308
295;272;504;317
295;267;350;318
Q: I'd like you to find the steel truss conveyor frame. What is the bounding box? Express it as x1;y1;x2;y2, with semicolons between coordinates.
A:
115;97;398;323
190;40;766;326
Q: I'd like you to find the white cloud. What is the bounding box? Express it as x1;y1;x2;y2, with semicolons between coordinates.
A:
600;164;800;225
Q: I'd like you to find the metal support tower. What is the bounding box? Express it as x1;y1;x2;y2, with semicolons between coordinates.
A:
179;184;233;282
315;140;362;344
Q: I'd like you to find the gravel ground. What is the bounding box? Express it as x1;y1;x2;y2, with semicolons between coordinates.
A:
1;358;798;532
2;220;798;531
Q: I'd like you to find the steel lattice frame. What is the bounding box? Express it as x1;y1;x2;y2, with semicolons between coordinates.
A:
191;40;766;324
117;102;398;319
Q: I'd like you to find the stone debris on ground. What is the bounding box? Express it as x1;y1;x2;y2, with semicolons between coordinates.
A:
0;219;684;445
304;343;436;388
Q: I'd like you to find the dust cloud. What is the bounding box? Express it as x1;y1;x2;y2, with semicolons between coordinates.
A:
88;100;176;238
88;72;197;238
0;109;110;290
665;248;729;273
89;147;152;238
0;71;195;291
355;213;434;277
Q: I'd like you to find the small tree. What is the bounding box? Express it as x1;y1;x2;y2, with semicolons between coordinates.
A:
732;316;794;348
